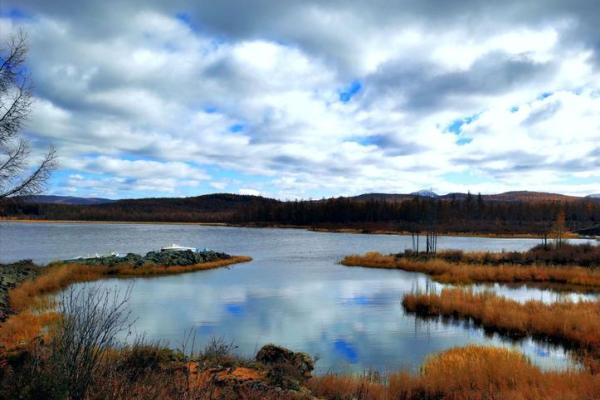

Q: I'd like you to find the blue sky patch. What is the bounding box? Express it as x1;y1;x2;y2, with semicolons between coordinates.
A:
229;123;245;133
535;348;550;357
1;7;32;20
333;339;358;363
447;113;480;134
339;80;362;103
351;295;371;305
175;11;193;27
225;303;244;316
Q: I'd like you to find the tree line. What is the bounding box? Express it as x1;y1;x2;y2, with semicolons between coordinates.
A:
3;193;600;236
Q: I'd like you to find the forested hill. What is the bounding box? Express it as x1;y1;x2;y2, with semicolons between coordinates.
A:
2;193;278;223
2;192;600;235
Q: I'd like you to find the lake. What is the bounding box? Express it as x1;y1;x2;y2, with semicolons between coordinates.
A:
0;221;595;374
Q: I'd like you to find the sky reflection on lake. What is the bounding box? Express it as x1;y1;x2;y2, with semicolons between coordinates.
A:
1;222;594;373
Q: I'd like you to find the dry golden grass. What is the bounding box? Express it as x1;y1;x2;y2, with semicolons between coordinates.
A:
0;310;59;350
403;288;600;361
308;345;600;400
9;264;108;313
113;256;252;277
0;256;251;352
342;252;600;289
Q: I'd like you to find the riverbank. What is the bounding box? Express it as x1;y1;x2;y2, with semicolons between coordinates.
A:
308;345;600;399
0;254;251;351
1;217;589;240
0;261;39;322
402;288;600;371
342;249;600;290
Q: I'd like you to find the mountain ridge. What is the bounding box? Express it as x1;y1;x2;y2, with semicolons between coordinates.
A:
19;191;597;205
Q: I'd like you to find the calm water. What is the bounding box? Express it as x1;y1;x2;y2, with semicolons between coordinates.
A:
0;222;596;373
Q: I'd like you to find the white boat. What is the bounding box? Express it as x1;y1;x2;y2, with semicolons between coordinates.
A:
160;243;197;252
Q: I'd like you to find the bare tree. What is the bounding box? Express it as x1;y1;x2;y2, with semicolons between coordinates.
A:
0;31;55;199
553;209;567;249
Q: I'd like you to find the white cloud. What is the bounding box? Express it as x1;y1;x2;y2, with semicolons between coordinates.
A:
4;1;600;198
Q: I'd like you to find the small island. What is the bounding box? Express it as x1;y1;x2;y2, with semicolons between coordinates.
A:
61;247;252;277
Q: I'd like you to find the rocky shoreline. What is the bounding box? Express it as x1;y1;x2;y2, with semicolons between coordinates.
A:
64;249;232;268
0;260;39;322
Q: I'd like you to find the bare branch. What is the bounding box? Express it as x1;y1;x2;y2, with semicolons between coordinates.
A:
0;31;55;199
0;138;28;181
0;147;57;198
0;31;27;89
0;83;32;143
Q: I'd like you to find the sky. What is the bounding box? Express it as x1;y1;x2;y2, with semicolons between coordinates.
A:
1;0;600;199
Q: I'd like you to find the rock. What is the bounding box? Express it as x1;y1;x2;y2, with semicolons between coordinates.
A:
256;344;315;382
0;260;39;321
63;249;231;268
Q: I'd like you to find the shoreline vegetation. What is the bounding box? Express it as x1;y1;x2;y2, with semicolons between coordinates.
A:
309;242;600;399
4;271;600;400
4;247;600;397
309;345;600;399
0;217;590;240
342;244;600;290
5;245;600;400
402;288;600;367
0;253;251;352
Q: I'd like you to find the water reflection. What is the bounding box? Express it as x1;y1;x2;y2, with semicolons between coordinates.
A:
1;222;595;373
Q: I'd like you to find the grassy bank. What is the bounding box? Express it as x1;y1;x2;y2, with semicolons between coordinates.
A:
0;256;251;351
308;345;600;400
426;243;600;267
342;252;600;289
403;288;600;364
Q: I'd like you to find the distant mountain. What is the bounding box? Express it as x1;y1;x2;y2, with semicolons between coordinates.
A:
410;189;438;198
482;191;581;202
343;190;588;203
22;191;594;207
439;192;469;200
349;193;413;202
22;195;115;205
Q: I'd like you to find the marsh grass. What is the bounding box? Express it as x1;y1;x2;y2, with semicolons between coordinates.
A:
308;345;600;400
0;256;252;352
402;288;600;363
342;252;600;289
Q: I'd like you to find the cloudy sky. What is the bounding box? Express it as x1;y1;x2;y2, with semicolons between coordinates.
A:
2;1;600;199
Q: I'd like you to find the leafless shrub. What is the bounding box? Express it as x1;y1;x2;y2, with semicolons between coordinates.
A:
49;284;132;399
